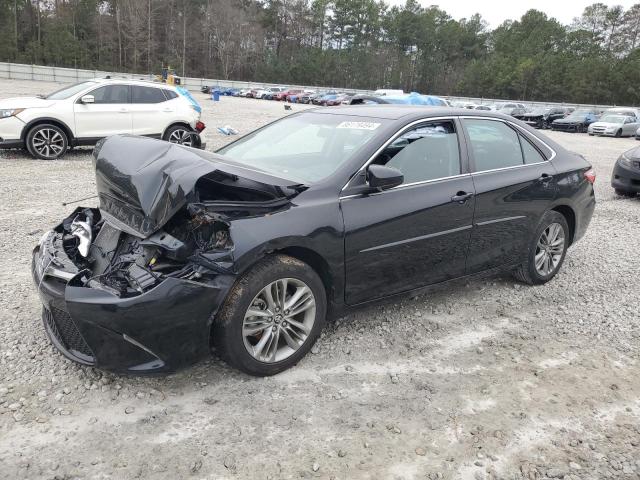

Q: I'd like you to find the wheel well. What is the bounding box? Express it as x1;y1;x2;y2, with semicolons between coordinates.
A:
551;205;576;244
22;119;74;143
276;246;333;302
163;122;192;139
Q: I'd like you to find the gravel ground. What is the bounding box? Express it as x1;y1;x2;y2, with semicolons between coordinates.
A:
1;80;640;480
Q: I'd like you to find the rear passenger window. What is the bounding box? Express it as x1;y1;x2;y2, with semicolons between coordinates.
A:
464;119;523;171
373;120;460;184
521;136;545;164
163;90;178;100
132;86;167;104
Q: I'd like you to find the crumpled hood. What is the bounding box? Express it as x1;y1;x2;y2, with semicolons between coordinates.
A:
0;96;56;109
93;135;303;238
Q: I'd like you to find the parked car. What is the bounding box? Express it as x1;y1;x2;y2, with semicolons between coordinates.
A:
238;88;256;98
517;107;572;129
255;87;284;99
588;114;639;137
551;109;598;133
496;103;527;116
474;105;492;111
298;91;318;104
612;146;640;196
602;107;640;120
0;78;205;160
313;92;338;105
275;89;303;101
32;107;595;376
222;88;240;96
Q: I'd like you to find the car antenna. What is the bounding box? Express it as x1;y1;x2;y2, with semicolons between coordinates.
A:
62;195;98;206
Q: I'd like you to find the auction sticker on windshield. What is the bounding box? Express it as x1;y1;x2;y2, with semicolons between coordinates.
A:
336;121;381;130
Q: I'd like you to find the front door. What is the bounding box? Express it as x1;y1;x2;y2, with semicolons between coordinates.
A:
341;118;476;305
73;84;132;139
461;117;557;273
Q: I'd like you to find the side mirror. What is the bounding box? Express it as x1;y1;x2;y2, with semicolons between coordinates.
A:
366;164;404;190
80;94;95;104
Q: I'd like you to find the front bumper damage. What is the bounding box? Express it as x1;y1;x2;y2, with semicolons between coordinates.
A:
32;212;236;373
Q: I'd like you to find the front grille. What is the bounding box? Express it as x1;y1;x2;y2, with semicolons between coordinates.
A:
592;127;605;133
44;307;95;362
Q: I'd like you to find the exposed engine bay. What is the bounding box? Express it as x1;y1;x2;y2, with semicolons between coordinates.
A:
52;206;233;298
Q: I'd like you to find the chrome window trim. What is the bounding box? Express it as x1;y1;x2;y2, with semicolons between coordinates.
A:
340;173;472;200
339;115;557;199
460;115;557;163
340;116;461;194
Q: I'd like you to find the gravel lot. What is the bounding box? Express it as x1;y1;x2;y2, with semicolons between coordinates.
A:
1;80;640;480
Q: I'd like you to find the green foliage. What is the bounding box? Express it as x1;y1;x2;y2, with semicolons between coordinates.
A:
2;1;640;104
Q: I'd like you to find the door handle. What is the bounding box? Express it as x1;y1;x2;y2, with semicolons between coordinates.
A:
451;191;474;204
538;173;553;183
119;108;129;113
162;108;173;113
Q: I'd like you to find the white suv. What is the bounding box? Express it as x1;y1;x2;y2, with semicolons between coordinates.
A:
0;78;205;160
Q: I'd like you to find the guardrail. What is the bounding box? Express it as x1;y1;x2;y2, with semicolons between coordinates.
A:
0;61;622;110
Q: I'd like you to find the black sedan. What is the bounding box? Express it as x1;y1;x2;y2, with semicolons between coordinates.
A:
32;107;596;376
551;109;598;132
516;107;572;129
612;146;640;196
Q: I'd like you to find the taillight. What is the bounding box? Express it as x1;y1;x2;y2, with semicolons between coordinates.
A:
195;121;205;132
584;168;596;184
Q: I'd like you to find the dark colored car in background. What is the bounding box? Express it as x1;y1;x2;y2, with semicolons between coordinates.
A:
325;93;354;106
517;107;572;129
313;92;339;105
32;107;595;377
551;109;598;132
612;146;640;196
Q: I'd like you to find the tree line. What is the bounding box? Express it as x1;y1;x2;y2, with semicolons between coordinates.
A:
1;1;640;105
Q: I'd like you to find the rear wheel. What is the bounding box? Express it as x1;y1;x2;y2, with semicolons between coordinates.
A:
213;254;327;376
164;125;196;147
26;124;68;160
513;211;569;285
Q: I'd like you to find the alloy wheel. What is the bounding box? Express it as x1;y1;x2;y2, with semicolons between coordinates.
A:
242;278;316;363
168;128;193;147
534;222;565;277
31;128;65;159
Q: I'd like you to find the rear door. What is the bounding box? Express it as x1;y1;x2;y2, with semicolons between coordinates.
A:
130;85;175;137
341;118;476;304
73;84;132;139
461;117;557;273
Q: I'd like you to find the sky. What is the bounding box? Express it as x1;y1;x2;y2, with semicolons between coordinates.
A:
390;0;638;27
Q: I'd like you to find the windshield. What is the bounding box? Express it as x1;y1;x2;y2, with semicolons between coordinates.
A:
599;115;626;123
45;81;97;100
217;113;387;183
567;109;592;119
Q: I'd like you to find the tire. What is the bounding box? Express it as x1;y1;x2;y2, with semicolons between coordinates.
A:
213;254;327;376
163;124;196;147
615;188;636;197
575;124;583;133
615;129;622;138
26;124;68;160
513;211;570;285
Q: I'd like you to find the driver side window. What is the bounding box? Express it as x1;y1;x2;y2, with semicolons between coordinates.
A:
88;85;129;104
373;120;461;184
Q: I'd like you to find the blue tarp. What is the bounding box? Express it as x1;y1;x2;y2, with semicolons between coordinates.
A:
382;92;447;106
176;86;202;113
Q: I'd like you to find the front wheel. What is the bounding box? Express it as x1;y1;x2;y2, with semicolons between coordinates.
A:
513;211;569;285
213;254;327;376
575;124;583;133
615;129;622;138
26;124;68;160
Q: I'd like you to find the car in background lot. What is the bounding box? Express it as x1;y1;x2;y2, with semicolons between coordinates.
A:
588;114;639;137
612;145;640;196
517;107;572;129
0;78;205;160
255;87;284;99
313;92;339;105
496;103;526;115
275;89;304;101
31;106;595;376
551;109;598;133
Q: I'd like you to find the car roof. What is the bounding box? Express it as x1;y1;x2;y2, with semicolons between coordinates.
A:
309;105;519;121
89;78;178;90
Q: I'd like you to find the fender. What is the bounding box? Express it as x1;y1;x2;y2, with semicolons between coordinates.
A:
21;117;76;143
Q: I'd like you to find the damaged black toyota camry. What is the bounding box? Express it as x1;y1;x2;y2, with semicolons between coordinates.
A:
32;106;596;376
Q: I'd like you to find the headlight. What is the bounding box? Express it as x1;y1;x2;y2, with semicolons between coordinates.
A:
0;108;25;119
619;153;633;168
